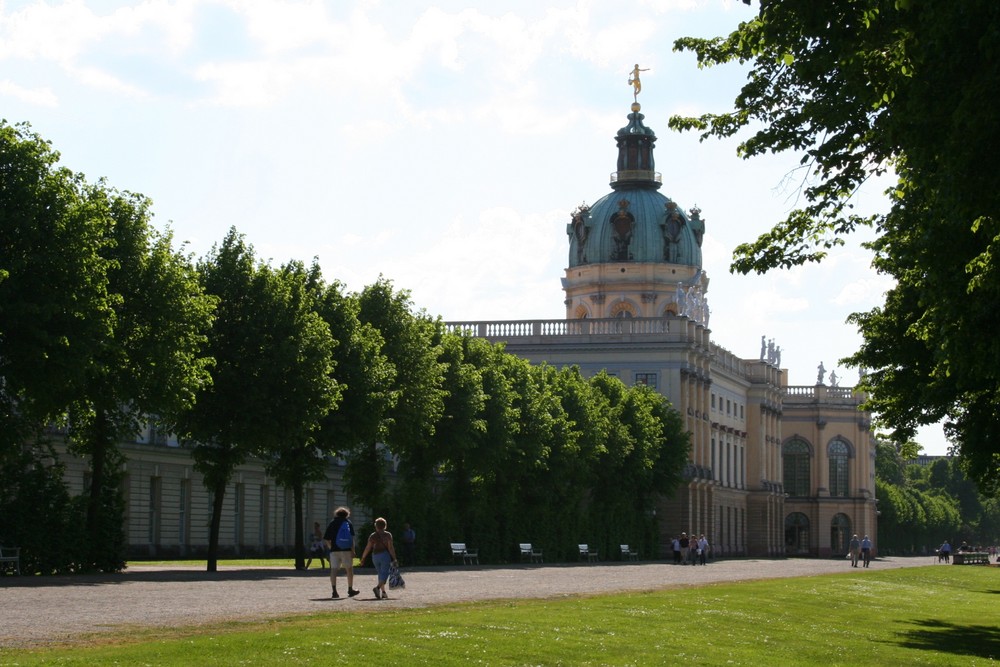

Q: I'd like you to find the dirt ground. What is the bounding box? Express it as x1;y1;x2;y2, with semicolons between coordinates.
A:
0;555;938;648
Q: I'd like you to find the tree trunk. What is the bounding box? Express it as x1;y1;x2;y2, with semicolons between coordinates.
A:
207;480;226;573
293;482;305;570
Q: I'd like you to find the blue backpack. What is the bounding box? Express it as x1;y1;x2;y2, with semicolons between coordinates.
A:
335;520;353;549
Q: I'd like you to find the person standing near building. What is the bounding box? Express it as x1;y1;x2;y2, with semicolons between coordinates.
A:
679;532;690;564
849;534;861;567
323;507;360;599
861;535;873;568
401;522;416;565
672;535;681;564
359;517;398;600
305;521;327;570
698;534;710;565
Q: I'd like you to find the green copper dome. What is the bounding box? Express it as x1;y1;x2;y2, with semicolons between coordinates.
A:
567;106;704;269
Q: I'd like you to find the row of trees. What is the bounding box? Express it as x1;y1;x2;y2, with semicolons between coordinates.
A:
874;442;1000;554
1;121;691;574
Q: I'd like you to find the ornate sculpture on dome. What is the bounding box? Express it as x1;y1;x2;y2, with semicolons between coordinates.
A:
688;206;705;247
571;203;591;264
610;199;634;261
662;201;683;262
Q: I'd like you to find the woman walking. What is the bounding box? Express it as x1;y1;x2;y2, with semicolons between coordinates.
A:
359;517;398;600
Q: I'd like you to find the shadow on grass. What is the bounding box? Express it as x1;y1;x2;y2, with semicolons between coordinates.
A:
895;619;1000;660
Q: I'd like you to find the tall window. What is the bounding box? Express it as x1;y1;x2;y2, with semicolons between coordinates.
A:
829;440;850;497
785;512;810;554
234;483;245;551
148;477;161;545
259;486;269;550
178;479;190;555
782;439;811;496
831;514;851;554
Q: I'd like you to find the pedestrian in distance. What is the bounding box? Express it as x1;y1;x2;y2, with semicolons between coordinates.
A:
849;534;861;567
359;517;399;600
861;535;873;568
305;521;327;570
323;507;360;599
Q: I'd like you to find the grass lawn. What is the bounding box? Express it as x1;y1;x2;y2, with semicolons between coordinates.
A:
4;566;999;665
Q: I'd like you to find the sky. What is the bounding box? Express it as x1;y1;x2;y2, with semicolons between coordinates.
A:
0;0;949;454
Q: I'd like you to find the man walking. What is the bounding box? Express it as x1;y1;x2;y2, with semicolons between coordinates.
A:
324;507;360;599
849;534;861;567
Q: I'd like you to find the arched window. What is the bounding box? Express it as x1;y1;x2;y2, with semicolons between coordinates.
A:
784;512;810;555
611;301;636;319
828;440;850;497
831;513;851;555
782;439;811;497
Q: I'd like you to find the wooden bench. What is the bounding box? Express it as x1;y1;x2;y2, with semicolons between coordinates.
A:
953;551;990;565
620;544;638;561
578;544;599;562
0;545;21;576
450;542;479;565
519;543;543;563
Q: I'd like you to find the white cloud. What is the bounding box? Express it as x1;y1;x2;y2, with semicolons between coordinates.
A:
72;64;149;98
0;79;58;106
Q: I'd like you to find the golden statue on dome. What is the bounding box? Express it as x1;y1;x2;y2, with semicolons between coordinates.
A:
628;63;649;106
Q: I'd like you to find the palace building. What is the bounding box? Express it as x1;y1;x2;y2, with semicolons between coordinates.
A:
447;97;877;558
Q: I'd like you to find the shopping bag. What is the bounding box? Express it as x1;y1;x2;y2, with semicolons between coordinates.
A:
388;562;405;589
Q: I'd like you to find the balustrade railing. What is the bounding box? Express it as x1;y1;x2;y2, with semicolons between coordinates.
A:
445;317;672;339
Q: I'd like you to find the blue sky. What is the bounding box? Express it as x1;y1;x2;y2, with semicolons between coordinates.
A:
0;0;949;453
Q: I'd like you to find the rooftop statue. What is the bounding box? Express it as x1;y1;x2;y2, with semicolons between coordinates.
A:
628;64;649;102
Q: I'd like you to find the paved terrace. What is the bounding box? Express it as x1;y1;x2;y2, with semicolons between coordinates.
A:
0;556;939;648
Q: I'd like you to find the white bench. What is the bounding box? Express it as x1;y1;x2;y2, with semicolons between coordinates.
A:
519;543;543;563
620;544;638;561
578;544;599;562
450;542;479;565
0;545;21;576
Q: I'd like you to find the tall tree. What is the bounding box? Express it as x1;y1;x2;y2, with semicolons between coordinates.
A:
671;2;1000;491
258;260;340;570
66;188;215;570
180;229;336;571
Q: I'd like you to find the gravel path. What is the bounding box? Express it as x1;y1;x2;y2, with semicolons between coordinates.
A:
0;556;937;648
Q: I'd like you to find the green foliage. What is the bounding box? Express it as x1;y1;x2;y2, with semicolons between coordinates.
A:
673;2;1000;492
0;122;113;437
0;440;80;574
875;444;1000;551
399;343;689;564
